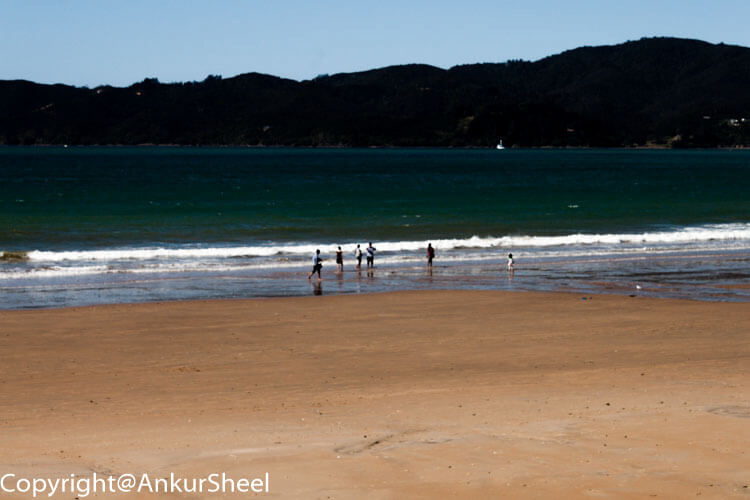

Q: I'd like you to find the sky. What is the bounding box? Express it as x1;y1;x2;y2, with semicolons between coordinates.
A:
2;0;749;88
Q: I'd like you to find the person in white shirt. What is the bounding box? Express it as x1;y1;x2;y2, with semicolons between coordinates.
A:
308;249;323;280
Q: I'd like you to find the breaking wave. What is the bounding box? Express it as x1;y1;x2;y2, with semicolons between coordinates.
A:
15;223;750;263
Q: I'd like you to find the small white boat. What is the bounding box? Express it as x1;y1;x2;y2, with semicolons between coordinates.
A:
496;139;505;150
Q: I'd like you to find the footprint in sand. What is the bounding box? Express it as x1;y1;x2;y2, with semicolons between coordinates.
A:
333;429;451;455
707;405;750;419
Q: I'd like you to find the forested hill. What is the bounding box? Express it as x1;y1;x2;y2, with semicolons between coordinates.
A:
2;37;750;147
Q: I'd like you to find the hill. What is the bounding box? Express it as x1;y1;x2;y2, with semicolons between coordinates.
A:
2;37;750;147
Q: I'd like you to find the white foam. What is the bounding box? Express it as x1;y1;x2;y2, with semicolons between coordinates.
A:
20;223;750;263
0;265;111;280
4;235;749;282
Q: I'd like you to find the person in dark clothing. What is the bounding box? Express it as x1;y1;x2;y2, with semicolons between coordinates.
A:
366;242;376;268
354;244;363;269
335;246;343;272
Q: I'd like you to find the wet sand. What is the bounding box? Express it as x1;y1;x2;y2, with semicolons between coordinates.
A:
1;290;749;498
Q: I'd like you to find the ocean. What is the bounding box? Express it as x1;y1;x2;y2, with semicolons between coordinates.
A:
1;147;749;308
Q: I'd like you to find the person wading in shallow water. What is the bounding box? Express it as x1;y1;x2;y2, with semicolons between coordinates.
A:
366;242;376;268
308;249;323;280
354;244;363;269
427;243;435;268
336;246;343;273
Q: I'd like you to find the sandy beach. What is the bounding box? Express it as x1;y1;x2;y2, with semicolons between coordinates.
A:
1;290;748;499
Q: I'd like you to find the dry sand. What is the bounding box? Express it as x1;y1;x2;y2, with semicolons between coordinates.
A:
1;290;748;499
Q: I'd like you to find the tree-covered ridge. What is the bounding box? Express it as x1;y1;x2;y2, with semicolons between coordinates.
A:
2;37;749;147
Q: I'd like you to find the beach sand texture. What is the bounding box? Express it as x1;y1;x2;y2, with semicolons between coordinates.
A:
1;290;748;499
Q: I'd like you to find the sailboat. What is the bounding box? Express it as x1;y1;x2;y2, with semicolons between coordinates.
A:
496;139;505;150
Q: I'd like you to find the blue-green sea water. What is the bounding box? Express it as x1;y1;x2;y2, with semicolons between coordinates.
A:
1;147;749;308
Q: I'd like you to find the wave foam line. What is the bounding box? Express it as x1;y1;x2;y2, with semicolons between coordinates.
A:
5;244;750;281
20;223;750;262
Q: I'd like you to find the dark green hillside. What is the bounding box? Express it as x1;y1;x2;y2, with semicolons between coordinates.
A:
2;37;749;147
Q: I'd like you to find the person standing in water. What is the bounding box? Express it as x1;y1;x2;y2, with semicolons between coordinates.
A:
507;253;514;270
366;242;376;268
427;243;435;267
308;249;323;280
335;246;344;273
354;244;363;269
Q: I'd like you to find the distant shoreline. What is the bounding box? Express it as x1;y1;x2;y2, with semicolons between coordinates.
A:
3;38;749;149
2;143;749;149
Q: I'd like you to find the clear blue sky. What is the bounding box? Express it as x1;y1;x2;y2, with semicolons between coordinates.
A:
2;0;749;87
